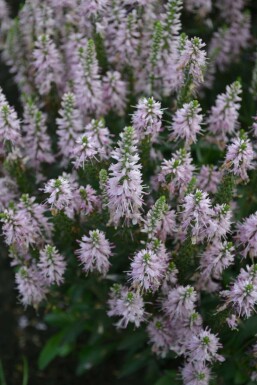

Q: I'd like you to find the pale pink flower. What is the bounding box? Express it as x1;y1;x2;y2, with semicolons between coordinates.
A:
163;285;197;320
73;40;103;116
16;265;47;307
207;204;232;240
56;92;83;160
38;245;66;286
103;71;127;116
18;194;53;239
197;166;222;194
107;126;144;227
184;0;212;16
178;37;207;88
161;261;179;294
0;207;39;250
142;196;168;240
199;241;235;280
132;97;163;143
33;34;63;95
181;190;214;244
156;208;176;241
77;185;101;216
252;116;257;138
44;176;74;210
221;266;257;318
0;176;18;211
76;230;112;276
236;212;257;258
186;328;224;363
170;101;203;146
207;81;242;141
181;361;211;385
22;99;54;167
0;87;22;151
147;317;173;357
226;314;239;330
129;249;165;292
71;134;98;169
158;149;195;198
225;133;255;181
108;285;145;328
85;118;112;160
78;0;108;16
107;9;140;67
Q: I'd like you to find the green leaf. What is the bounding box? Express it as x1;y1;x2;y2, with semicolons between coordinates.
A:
0;360;7;385
38;332;63;370
154;371;178;385
44;312;73;327
76;344;114;375
118;352;149;378
117;330;147;351
22;357;29;385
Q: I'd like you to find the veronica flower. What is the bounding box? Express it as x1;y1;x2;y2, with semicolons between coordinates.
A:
70;134;98;169
252;116;257;137
85;118;112;160
0;0;11;39
147;317;174;357
207;81;242;142
207;204;232;240
77;185;101;216
129;248;165;292
44;175;74;211
22;98;54;167
226;314;239;330
181;361;211;385
181;190;214;244
18;194;53;239
132;97;163;143
33;34;63;95
197;166;222;194
225;132;255;181
163;285;197;320
56;92;83;160
170;100;203;146
178;36;207;88
236;212;257;258
0;176;18;211
107;126;144;227
142;196;168;240
73;40;103;116
200;241;235;280
107;285;145;328
108;9;140;67
154;1;182;95
16;265;47;307
208;9;250;75
156;208;177;241
99;169;109;207
184;0;212;17
76;230;112;276
161;261;179;294
103;71;127;116
79;0;108;16
0;87;22;152
0;206;39;250
38;245;66;286
161;0;182;46
159;149;195;198
221;266;257;318
186;328;224;363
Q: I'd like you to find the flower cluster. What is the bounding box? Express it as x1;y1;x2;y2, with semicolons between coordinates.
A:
1;1;257;384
